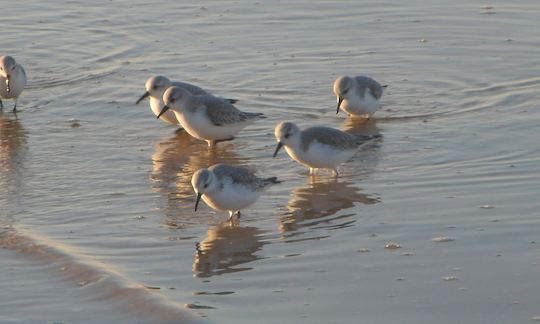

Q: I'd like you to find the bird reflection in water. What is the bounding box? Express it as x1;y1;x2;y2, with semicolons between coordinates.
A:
150;130;192;193
0;113;28;215
193;221;266;278
342;116;381;137
280;177;380;239
150;132;249;225
341;117;382;176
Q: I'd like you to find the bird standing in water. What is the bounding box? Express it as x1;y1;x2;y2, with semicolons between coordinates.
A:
0;56;27;113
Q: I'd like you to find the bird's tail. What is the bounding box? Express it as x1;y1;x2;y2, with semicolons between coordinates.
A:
226;98;238;104
243;112;266;120
264;177;281;185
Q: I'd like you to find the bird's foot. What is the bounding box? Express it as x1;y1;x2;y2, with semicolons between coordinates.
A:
228;211;241;224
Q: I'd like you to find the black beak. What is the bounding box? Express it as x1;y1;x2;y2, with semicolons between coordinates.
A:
5;75;11;93
273;142;284;158
136;91;150;104
156;105;170;119
336;97;343;114
194;192;202;211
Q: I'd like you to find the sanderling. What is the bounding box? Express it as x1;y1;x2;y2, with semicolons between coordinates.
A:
191;163;280;220
273;122;379;176
0;56;27;112
333;75;385;118
158;86;264;147
136;75;237;127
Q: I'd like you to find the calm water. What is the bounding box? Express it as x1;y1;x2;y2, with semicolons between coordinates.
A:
1;0;540;323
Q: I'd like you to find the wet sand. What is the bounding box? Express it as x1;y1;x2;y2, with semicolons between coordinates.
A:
1;0;540;323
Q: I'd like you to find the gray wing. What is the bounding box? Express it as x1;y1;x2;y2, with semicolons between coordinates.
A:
301;126;358;151
19;65;27;82
171;81;236;103
210;164;269;190
171;81;208;96
199;96;263;126
354;76;383;99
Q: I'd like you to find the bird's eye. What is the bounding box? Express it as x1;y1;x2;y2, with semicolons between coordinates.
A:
11;66;15;71
170;98;176;103
284;134;290;139
342;89;348;94
203;184;208;189
152;85;158;90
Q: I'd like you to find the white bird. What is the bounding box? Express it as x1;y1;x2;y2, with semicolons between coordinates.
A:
333;75;385;118
191;163;280;220
136;76;207;125
0;56;27;112
158;86;264;147
273;122;379;176
135;75;237;127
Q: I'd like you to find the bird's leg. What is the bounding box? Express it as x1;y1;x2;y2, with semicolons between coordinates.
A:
0;99;3;110
309;168;315;175
228;210;235;221
332;168;339;177
12;100;17;113
195;242;202;255
236;211;241;219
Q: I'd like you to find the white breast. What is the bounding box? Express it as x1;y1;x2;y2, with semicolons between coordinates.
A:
0;66;26;100
203;183;261;212
342;89;379;117
150;97;179;125
287;142;355;169
181;109;249;141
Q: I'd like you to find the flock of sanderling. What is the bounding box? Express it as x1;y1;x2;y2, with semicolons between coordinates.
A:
0;54;385;221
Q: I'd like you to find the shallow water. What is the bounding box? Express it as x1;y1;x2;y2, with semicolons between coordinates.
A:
1;0;540;323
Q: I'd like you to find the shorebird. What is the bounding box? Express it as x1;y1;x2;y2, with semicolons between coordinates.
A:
273;121;379;176
191;163;280;220
136;75;236;127
158;86;264;147
0;56;27;112
333;75;385;118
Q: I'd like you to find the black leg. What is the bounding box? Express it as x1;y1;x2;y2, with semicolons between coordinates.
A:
12;102;17;113
0;99;3;110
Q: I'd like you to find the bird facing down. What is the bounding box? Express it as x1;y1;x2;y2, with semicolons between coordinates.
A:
135;75;238;126
333;75;385;118
191;163;280;220
273;121;379;176
0;56;27;112
158;86;264;147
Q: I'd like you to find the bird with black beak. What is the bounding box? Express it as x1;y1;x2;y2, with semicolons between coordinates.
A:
0;56;27;112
